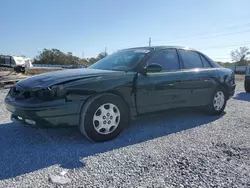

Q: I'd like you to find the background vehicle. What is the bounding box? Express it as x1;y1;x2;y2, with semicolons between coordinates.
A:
4;46;236;142
245;65;250;92
0;55;33;73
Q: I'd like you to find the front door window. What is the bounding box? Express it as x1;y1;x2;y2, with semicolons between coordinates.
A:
147;49;180;72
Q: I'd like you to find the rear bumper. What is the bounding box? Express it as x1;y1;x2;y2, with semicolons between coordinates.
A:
4;96;83;127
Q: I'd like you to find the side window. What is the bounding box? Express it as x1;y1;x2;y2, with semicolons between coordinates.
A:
179;50;203;69
200;55;212;68
5;57;11;65
147;49;180;71
0;56;5;64
11;57;16;66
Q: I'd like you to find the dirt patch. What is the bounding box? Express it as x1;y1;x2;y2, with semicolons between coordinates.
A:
0;67;13;72
235;74;245;81
0;68;66;88
0;71;29;88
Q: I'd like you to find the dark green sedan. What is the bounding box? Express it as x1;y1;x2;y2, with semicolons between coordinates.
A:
4;46;236;142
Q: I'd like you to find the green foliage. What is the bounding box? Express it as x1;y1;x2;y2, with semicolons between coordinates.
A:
218;60;250;67
34;48;80;65
97;52;108;60
216;61;223;65
213;47;250;68
33;48;108;66
88;57;97;64
216;61;233;66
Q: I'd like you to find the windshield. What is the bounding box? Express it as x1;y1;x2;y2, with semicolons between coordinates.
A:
88;49;151;71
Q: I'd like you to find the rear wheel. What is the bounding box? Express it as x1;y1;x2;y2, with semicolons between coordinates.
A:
244;80;250;93
207;86;227;115
79;93;129;142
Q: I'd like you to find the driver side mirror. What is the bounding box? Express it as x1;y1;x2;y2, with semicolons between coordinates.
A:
142;63;162;74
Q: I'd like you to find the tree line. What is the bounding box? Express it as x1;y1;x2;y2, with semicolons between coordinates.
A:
216;46;250;66
33;48;108;66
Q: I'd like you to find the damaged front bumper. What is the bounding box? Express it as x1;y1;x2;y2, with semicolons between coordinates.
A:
4;94;83;127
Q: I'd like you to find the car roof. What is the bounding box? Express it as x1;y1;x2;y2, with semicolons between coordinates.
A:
121;45;198;51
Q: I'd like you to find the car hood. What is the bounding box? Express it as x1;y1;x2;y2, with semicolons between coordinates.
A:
17;68;124;90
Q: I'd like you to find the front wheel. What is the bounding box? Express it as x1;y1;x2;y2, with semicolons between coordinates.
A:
79;93;129;142
207;86;227;115
244;80;250;93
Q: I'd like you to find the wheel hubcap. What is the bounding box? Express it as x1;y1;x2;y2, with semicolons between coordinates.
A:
93;103;120;135
213;91;225;111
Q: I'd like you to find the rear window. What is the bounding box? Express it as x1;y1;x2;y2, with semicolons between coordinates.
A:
200;55;212;68
179;50;203;69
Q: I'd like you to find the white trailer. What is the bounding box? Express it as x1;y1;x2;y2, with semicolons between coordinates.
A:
0;55;33;72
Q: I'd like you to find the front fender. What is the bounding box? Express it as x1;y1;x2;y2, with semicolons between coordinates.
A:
64;72;137;111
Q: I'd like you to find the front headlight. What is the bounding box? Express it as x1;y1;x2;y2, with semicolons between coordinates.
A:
35;85;68;100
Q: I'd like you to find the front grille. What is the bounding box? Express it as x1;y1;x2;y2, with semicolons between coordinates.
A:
23;91;31;98
34;89;55;100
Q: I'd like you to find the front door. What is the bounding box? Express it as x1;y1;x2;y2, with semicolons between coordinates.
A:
136;71;192;114
136;48;191;114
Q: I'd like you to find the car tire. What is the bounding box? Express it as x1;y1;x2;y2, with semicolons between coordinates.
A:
207;86;227;115
244;80;250;93
14;66;22;73
79;93;129;142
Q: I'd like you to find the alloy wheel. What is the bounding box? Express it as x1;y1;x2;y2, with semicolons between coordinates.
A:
213;91;225;111
93;103;120;135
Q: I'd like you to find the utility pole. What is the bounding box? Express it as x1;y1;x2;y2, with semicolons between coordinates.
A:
105;47;107;54
149;37;151;47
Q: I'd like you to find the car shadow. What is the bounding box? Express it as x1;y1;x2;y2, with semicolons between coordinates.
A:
0;108;224;180
233;92;250;102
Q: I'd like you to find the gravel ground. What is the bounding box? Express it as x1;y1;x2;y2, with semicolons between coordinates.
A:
0;81;249;188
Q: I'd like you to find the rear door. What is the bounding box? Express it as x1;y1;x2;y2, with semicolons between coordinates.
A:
177;49;217;106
